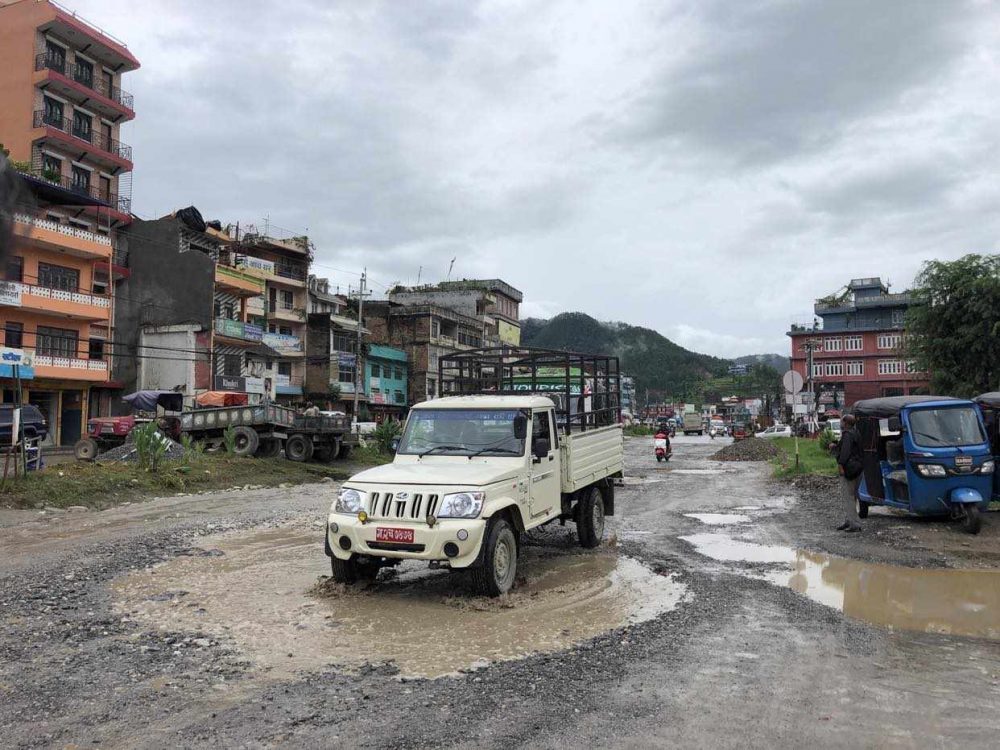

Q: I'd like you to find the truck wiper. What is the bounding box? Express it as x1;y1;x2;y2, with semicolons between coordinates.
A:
418;444;465;458
911;430;946;446
467;447;522;459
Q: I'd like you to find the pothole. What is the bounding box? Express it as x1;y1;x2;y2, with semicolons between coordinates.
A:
684;513;751;526
114;522;688;679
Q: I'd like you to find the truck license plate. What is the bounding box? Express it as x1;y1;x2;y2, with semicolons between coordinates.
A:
376;527;414;544
956;456;973;468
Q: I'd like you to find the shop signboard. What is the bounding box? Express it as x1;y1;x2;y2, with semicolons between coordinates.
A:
0;281;22;307
214;375;246;392
263;333;302;354
0;347;34;379
244;376;265;395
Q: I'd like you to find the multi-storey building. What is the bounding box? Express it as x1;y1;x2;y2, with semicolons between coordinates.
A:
365;301;488;405
305;275;368;415
0;0;137;445
231;229;311;403
788;277;930;408
387;279;522;345
365;345;407;422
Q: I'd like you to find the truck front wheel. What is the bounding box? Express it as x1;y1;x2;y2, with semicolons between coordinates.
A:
285;434;314;462
231;426;259;457
330;555;381;584
470;517;518;597
577;486;605;548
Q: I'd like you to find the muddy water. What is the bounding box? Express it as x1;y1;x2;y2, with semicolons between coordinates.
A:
681;533;1000;641
684;513;751;526
113;523;688;679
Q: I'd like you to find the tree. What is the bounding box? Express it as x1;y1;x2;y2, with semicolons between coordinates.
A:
905;254;1000;396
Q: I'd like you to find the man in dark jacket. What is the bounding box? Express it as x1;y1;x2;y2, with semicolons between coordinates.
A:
836;414;863;532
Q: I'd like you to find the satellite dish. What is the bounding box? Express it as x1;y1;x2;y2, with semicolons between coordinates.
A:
782;370;804;394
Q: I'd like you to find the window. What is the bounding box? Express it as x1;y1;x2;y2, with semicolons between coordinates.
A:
824;362;844;377
846;361;864;376
878;360;903;375
371;387;380;395
223;354;241;377
37;326;78;358
338;366;355;384
427;377;437;397
823;338;842;352
4;322;23;348
394;390;405;404
213;301;221;318
88;338;105;361
877;334;902;350
891;309;905;326
371;364;381;378
103;70;114;97
280;290;294;310
5;256;22;283
333;332;355;353
99;175;112;202
278;361;292;377
45;41;65;73
37;262;79;292
844;335;863;352
394;367;403;381
72;110;92;142
71;165;91;196
812;363;822;377
431;320;440;338
279;326;292;336
74;57;94;88
43;96;63;126
42;154;62;181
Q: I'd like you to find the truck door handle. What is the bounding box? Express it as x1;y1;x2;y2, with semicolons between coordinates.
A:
547;455;554;462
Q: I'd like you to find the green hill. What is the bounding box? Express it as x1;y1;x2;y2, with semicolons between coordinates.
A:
520;313;730;396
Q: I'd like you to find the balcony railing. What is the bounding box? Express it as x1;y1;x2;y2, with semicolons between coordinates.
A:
19;160;131;213
274;263;307;281
32;354;108;372
33;110;133;162
35;54;135;110
11;282;111;309
13;212;112;247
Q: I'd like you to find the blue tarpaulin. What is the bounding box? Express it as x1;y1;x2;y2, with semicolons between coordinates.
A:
122;390;184;412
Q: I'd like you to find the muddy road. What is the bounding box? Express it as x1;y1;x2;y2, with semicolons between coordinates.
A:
2;437;1000;748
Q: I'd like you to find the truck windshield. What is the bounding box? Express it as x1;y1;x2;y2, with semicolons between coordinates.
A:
909;407;986;448
397;409;527;457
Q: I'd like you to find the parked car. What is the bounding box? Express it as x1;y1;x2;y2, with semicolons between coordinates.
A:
756;424;792;439
824;418;842;440
0;404;48;445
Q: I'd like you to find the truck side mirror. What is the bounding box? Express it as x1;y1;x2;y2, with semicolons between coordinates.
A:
513;415;527;440
532;437;550;459
390;436;401;453
887;416;903;433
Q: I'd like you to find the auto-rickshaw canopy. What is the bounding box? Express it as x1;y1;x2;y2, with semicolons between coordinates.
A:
852;395;959;419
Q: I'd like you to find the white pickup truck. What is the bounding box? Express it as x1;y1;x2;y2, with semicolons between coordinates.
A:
325;395;624;595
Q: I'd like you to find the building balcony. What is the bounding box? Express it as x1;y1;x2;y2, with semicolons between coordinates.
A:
45;1;141;72
12;212;112;260
17;161;131;214
34;54;135;120
30;353;109;382
215;264;265;297
214;318;264;344
1;282;111;320
268;301;305;322
32;111;133;171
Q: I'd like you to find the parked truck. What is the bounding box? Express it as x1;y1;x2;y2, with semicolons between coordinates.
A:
325;346;625;596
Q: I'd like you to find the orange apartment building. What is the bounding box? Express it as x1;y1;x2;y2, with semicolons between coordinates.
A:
0;0;138;445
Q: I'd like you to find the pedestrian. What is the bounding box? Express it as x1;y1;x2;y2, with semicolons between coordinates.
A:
304;401;320;417
836;413;864;532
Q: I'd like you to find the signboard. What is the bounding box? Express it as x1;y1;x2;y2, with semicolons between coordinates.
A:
338;352;357;368
0;281;22;307
244;376;265;395
728;364;749;375
263;333;302;354
782;370;804;394
275;374;290;387
215;318;263;342
0;347;35;379
214;375;246;391
237;255;275;275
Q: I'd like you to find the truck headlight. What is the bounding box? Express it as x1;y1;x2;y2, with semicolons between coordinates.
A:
437;491;485;519
915;464;947;478
981;460;995;475
334;488;367;514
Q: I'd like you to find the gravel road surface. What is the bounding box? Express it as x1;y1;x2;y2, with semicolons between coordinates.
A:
2;436;999;748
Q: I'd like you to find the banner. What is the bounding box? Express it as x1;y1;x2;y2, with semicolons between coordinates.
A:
0;281;22;307
263;333;302;354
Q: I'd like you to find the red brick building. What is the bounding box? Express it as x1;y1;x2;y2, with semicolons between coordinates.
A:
788;277;930;410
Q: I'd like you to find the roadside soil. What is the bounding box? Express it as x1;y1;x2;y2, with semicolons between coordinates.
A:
1;435;998;748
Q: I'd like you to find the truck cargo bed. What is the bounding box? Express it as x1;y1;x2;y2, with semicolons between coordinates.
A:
560;425;624;493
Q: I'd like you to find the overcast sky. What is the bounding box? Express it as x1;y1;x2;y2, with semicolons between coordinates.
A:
74;0;1000;358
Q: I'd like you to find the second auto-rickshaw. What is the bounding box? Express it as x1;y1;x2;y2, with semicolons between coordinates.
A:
975;392;1000;502
853;396;994;534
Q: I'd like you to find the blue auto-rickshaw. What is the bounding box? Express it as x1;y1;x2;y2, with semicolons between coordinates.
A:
853;396;994;534
975;392;1000;502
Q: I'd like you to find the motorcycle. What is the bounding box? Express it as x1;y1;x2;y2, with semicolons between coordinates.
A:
654;431;672;462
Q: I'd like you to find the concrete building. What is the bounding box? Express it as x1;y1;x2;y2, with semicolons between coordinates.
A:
304;276;368;416
788;277;930;408
364;301;487;404
387;279;522;345
0;0;138;445
366;344;407;422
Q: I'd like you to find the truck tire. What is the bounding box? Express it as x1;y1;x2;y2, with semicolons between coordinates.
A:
285;434;314;462
313;446;333;463
255;438;281;459
329;555;380;584
470;517;518;597
576;486;605;548
337;443;353;460
74;438;99;462
230;426;259;457
962;505;982;535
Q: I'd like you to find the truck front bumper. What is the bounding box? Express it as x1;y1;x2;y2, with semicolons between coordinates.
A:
326;515;487;569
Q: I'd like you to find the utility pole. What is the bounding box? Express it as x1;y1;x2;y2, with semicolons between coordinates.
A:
352;270;371;429
801;338;822;430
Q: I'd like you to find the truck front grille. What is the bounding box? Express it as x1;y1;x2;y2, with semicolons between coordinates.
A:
368;492;440;520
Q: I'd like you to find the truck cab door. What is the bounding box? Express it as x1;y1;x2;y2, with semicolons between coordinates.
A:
528;409;560;523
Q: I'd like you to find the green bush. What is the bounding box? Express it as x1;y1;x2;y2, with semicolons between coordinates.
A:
222;425;237;454
180;433;205;462
819;428;837;453
133;421;168;472
372;420;402;454
624;425;654;437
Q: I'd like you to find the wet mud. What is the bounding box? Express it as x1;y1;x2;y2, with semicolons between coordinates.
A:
114;522;688;679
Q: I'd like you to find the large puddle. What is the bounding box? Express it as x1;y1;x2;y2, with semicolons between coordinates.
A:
114;523;687;679
682;533;1000;641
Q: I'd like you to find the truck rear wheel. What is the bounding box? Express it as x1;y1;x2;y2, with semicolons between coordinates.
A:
255;438;281;459
285;434;314;462
577;486;605;548
230;426;259;457
470;517;518;597
74;438;99;462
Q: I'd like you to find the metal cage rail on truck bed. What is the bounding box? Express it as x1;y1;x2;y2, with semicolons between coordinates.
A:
439;346;621;433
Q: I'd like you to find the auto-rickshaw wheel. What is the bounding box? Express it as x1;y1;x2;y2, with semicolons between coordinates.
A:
962;505;982;535
855;494;869;519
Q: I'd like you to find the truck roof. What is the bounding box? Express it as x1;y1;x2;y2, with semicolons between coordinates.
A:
411;395;556;410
